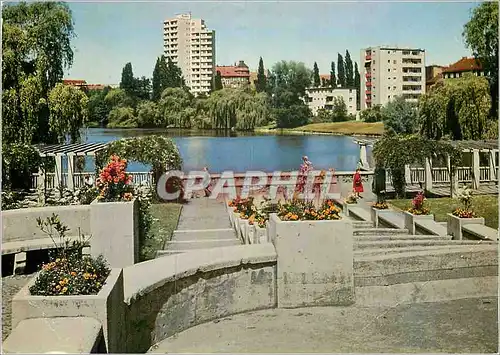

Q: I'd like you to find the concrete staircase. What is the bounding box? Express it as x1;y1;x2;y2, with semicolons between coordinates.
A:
351;219;498;302
156;198;241;257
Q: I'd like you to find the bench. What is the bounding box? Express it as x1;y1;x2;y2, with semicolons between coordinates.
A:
3;317;105;353
462;224;499;241
2;237;90;275
415;219;448;237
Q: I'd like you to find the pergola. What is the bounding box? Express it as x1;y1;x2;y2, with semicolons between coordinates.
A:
34;142;109;191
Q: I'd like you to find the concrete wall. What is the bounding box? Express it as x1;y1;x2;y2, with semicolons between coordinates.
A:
2;205;91;242
122;244;277;353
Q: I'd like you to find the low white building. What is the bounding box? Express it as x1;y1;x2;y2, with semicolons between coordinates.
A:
305;87;358;117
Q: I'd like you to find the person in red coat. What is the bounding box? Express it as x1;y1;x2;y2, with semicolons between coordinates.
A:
353;167;364;198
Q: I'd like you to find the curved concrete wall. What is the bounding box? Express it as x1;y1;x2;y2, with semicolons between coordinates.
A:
122;244;277;353
2;205;91;242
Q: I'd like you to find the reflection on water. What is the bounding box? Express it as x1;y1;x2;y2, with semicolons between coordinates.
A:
81;128;360;173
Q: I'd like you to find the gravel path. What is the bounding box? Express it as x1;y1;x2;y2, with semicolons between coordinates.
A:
2;274;34;341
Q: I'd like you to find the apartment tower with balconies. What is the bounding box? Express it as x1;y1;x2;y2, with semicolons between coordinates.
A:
360;46;425;110
163;13;216;96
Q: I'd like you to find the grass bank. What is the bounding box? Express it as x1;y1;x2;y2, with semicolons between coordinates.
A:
142;202;183;260
255;122;384;136
388;195;498;229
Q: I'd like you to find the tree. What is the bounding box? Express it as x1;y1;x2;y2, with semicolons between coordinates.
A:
331;97;348;122
360;105;383;122
345;50;354;87
381;96;418;135
134;76;151;101
214;71;223;91
88;87;111;126
463;1;498;119
354;62;361;110
152;57;163;101
136;101;158;127
269;60;312;99
157;87;196;128
165;57;185;88
2;1;77;145
337;53;346;88
107;107;137;128
330;61;337;89
104;88;135;109
418;74;491;140
120;62;136;96
313;62;321;87
256;57;267;93
48;84;89;143
275;105;311;128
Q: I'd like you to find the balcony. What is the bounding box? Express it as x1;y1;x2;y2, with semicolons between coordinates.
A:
365;72;371;78
365;54;372;61
366;81;372;87
365;90;371;95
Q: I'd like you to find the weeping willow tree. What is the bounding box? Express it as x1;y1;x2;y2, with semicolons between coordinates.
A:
205;88;270;130
418;74;492;140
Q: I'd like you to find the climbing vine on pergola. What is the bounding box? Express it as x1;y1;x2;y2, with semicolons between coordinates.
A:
96;135;183;186
372;134;462;198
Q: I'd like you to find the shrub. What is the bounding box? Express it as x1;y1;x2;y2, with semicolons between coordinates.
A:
75;185;99;205
373;201;388;209
29;214;110;296
452;186;476;218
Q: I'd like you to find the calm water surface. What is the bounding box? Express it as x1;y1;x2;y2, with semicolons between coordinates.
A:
83;128;362;172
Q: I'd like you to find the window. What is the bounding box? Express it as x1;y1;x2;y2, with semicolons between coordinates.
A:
349;97;353;102
388;69;391;72
373;60;376;64
388;86;391;90
393;86;396;90
388;60;390;63
393;60;396;64
388;95;390;99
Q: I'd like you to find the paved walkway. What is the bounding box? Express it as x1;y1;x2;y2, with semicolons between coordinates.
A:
149;297;498;353
161;198;241;254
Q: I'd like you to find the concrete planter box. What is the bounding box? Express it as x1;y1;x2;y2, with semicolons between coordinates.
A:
370;207;388;228
269;214;354;308
254;224;268;244
447;213;485;240
12;269;125;353
232;211;241;233
238;218;250;244
90;198;139;268
403;211;435;235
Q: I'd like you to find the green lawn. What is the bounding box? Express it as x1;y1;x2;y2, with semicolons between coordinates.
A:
388;195;499;229
256;121;384;136
141;202;183;261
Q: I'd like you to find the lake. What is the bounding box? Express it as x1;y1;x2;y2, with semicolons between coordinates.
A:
82;128;363;172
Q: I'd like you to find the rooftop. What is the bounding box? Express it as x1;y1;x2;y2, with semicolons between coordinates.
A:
442;57;482;74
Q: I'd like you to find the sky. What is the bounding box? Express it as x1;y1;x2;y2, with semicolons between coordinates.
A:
65;0;480;84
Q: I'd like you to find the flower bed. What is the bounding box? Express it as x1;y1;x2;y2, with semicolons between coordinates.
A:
407;191;430;215
278;199;341;221
447;187;484;240
372;201;388;210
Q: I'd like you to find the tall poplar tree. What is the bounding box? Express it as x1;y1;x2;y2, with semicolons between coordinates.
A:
345;50;354;87
354;62;361;110
256;57;267;92
313;62;321;87
337;53;346;88
330;61;337;89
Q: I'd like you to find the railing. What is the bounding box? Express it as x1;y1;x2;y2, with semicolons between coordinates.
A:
457;167;472;183
30;172;154;190
74;172;95;188
409;168;425;184
130;172;154;186
431;167;449;184
479;167;490;182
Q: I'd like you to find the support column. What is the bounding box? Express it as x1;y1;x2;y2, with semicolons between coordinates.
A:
447;155;459;198
54;154;63;193
404;165;411;184
489;150;496;183
36;165;46;205
359;144;369;169
472;149;480;189
67;153;75;191
424;158;433;191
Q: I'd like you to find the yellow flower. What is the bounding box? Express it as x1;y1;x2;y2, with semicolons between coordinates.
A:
62;287;68;293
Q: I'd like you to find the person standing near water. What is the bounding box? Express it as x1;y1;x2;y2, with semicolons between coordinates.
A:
353;167;364;198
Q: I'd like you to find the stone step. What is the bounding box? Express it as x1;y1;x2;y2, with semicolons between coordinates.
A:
352;221;373;229
353;228;409;236
172;229;237;241
166;238;242;250
354;235;452;242
176;216;232;230
354;239;486;250
354;245;498;286
354;242;495;257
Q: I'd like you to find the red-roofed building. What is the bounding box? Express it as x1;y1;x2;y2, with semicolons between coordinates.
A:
216;60;250;88
441;57;484;79
63;79;88;88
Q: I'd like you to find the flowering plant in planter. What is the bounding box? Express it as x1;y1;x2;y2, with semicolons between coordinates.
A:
278;199;341;221
228;197;255;218
345;193;358;204
96;155;134;202
29;214;111;296
452;186;476;218
373;201;388;209
407;191;430;215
